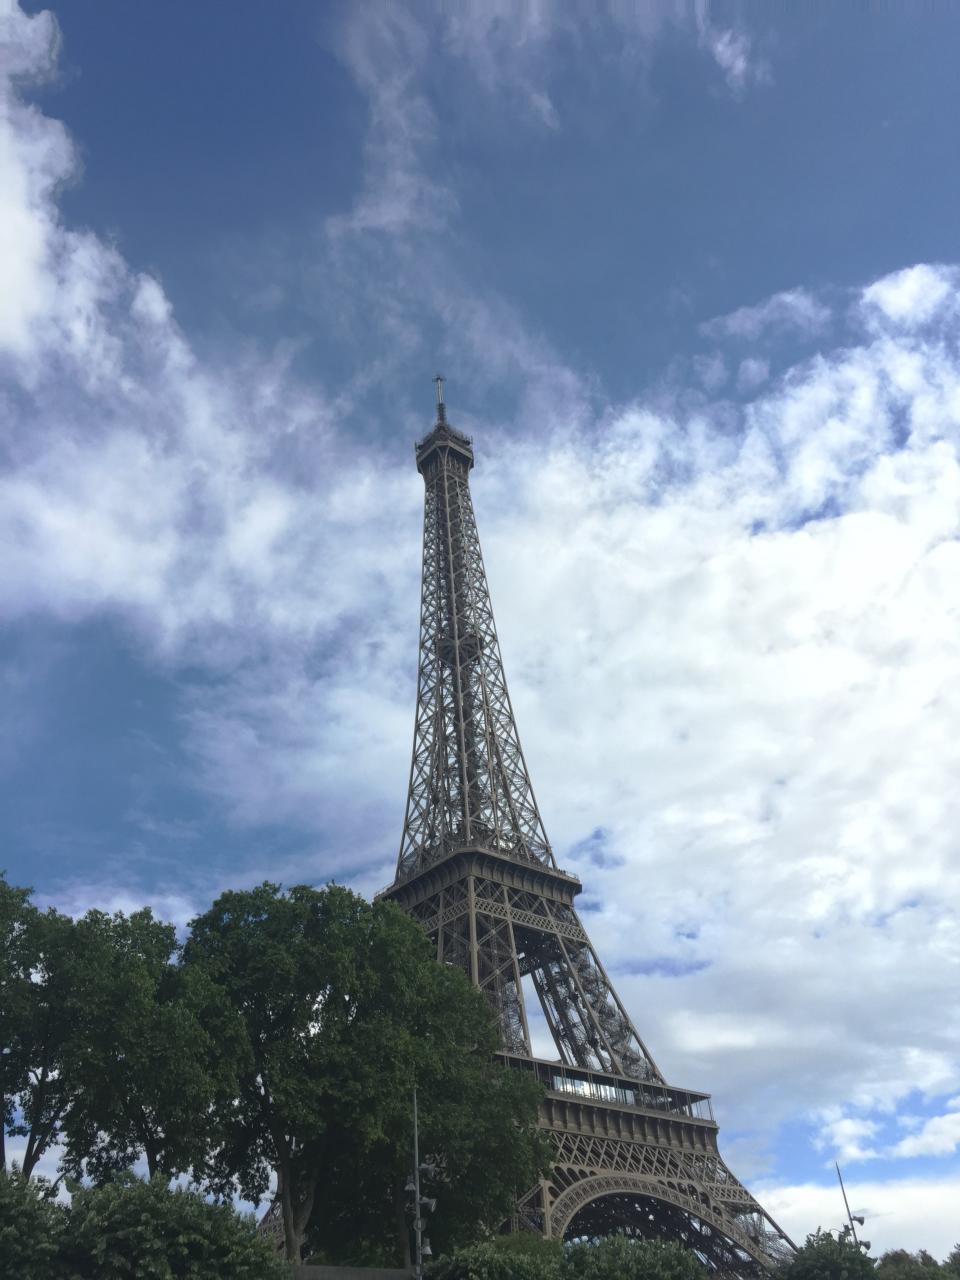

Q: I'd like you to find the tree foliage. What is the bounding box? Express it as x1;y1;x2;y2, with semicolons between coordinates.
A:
58;908;244;1184
1;878;79;1178
185;881;549;1265
0;1171;65;1280
1;876;243;1187
877;1250;945;1280
427;1235;707;1280
60;1173;288;1279
0;1170;286;1280
780;1230;877;1280
565;1236;706;1280
427;1239;561;1280
306;961;550;1266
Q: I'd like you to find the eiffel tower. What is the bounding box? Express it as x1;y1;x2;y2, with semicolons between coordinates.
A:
378;380;796;1273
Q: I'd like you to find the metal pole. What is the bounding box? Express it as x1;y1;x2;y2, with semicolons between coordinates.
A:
413;1087;423;1280
836;1162;858;1245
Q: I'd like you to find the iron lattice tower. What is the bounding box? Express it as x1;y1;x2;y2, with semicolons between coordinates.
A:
380;382;795;1274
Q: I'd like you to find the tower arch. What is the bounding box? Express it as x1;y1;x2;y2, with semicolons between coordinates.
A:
551;1175;772;1274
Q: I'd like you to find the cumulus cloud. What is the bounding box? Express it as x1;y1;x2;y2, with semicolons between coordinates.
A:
891;1098;960;1159
860;263;960;332
758;1175;960;1258
703;287;833;341
815;1114;880;1164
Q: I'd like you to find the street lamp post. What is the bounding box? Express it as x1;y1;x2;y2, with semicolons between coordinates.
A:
412;1087;423;1280
409;1087;436;1278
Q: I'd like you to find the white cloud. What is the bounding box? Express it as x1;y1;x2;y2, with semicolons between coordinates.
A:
758;1175;960;1259
703;287;832;340
891;1098;960;1159
326;0;769;244
694;1;769;94
815;1113;880;1164
0;0;58;82
694;351;728;391
0;3;71;355
329;6;453;238
737;356;769;391
860;263;960;331
441;0;564;127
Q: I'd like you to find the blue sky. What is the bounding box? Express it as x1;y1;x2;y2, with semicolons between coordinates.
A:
3;0;960;1253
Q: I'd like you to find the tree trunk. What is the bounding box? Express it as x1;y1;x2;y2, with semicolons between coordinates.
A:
278;1163;299;1264
292;1175;317;1260
278;1160;318;1265
22;1123;49;1180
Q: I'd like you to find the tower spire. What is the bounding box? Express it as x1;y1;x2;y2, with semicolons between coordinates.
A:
434;373;446;424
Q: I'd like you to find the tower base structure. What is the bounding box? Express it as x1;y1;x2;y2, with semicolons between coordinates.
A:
508;1055;792;1273
380;846;795;1275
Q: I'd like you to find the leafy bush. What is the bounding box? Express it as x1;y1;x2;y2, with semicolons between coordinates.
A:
779;1230;876;1280
876;1250;944;1280
60;1174;288;1279
564;1236;706;1280
0;1172;66;1280
492;1234;564;1263
427;1234;705;1280
426;1239;561;1280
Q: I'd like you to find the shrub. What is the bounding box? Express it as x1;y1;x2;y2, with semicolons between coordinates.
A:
60;1174;288;1279
427;1233;706;1280
427;1239;561;1280
0;1171;66;1280
779;1230;876;1280
564;1236;705;1280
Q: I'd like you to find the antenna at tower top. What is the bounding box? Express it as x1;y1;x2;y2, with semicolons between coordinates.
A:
434;373;446;423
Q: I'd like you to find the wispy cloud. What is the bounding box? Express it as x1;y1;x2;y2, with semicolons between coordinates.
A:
695;1;770;95
702;287;833;341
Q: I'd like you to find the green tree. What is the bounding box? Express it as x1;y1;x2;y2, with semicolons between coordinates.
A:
564;1236;705;1280
876;1250;942;1280
780;1230;876;1280
0;878;34;1173
309;1022;549;1266
0;1171;66;1280
943;1245;960;1277
60;1173;289;1279
185;881;548;1265
299;911;551;1267
59;908;245;1184
1;876;80;1178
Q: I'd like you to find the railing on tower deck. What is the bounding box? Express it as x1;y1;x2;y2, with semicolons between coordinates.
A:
498;1053;715;1122
382;834;577;895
